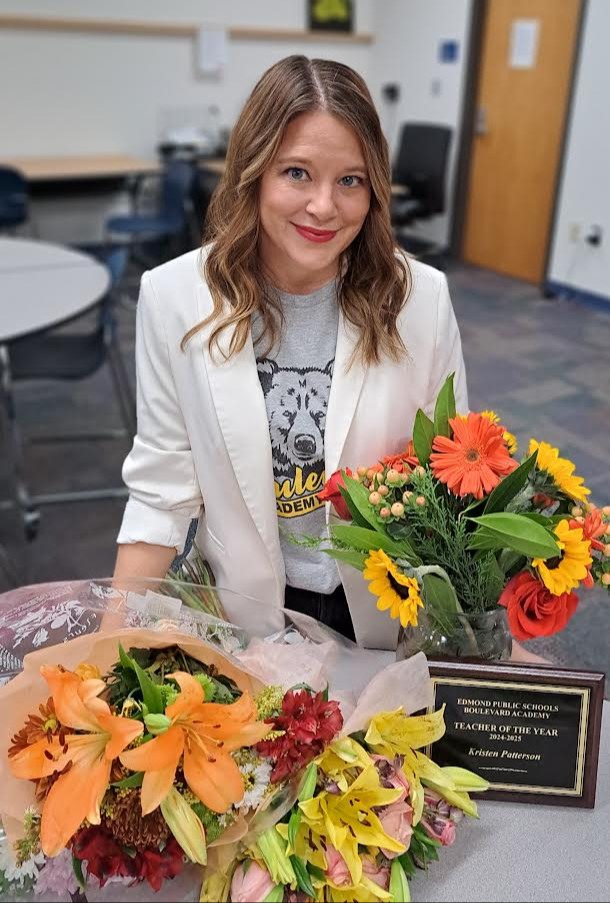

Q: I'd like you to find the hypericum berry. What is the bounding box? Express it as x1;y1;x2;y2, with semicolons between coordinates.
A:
391;502;405;518
378;485;390;497
386;469;400;484
369;491;382;506
380;507;392;518
416;496;426;507
403;491;413;502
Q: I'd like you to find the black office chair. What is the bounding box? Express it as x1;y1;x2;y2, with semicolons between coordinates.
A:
0;246;135;540
0;166;29;233
391;123;452;264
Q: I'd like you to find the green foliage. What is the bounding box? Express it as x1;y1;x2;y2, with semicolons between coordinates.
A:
398;823;442;877
433;373;456;439
341;475;383;530
467;513;560;559
105;645;241;710
330;524;412;560
413;409;435;465
483;451;538;514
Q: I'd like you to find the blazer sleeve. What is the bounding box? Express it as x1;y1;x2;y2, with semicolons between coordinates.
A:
424;272;469;417
117;272;203;551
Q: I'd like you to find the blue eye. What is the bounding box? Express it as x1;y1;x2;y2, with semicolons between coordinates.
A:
286;167;308;181
340;175;363;187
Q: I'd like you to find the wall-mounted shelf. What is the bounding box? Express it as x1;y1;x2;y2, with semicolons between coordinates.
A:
0;15;373;44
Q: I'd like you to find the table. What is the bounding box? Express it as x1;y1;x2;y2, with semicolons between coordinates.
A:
0;237;110;341
0;154;159;182
0;239;111;585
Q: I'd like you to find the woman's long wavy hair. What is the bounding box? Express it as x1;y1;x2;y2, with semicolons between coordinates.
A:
186;55;411;366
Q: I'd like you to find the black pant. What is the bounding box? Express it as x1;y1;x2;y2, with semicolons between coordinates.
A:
285;582;356;642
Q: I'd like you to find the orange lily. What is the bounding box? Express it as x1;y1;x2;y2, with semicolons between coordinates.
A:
120;672;270;816
9;666;143;857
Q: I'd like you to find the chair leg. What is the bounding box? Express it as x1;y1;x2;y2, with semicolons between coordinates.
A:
106;337;137;437
0;345;40;543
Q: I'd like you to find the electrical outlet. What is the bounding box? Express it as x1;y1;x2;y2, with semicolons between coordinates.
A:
568;223;580;242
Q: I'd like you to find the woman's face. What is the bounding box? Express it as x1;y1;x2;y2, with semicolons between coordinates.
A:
258;111;371;293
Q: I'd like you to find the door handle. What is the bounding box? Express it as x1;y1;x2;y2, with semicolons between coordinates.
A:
475;106;488;135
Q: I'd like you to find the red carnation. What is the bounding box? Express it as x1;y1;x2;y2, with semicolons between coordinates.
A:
318;468;353;520
257;689;343;783
499;571;579;641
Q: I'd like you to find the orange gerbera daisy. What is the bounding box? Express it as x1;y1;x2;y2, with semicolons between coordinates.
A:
430;412;518;499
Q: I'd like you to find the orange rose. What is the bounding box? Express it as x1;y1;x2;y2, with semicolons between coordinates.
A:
499;572;579;640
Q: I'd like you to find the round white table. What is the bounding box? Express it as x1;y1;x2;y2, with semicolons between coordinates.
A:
0;237;110;341
0;238;111;586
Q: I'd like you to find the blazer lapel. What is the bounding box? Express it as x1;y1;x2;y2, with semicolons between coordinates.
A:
196;284;281;570
325;309;366;479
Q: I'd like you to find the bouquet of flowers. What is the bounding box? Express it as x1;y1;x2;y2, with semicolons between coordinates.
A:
201;665;487;902
316;374;610;652
0;627;343;897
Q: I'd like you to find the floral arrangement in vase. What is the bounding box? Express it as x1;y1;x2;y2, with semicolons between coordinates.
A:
316;374;610;658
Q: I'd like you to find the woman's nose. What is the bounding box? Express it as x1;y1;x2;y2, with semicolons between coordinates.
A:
305;185;338;221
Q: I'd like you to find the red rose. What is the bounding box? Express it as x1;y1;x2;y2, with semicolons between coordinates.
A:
318;468;353;520
499;571;579;640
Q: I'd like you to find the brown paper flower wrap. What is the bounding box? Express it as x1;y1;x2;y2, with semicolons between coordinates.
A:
0;627;267;854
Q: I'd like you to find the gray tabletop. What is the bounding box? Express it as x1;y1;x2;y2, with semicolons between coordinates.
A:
0;237;110;342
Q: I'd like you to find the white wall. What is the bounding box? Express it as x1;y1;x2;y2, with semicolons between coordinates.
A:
547;0;610;302
0;0;374;241
0;0;373;157
369;0;473;246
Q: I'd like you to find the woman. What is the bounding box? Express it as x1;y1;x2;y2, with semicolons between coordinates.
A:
114;55;467;649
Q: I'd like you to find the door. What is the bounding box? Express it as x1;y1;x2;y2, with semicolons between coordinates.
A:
462;0;582;283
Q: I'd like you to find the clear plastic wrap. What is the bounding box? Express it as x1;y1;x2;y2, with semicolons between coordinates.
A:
0;579;431;902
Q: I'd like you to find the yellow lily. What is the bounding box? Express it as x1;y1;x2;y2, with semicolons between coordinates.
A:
314;737;376;791
9;666;143;856
120;672;269;815
297;765;405;885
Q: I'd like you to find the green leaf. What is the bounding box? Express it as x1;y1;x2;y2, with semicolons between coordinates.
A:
263;886;284;903
484;451;538;514
290;856;316;899
433;373;456;439
341;475;382;530
112;771;144;789
413;409;435;465
288;809;301;850
498;548;526;576
72;855;86;891
133;660;164;715
421;573;461;633
308;865;326;882
298;763;318;802
330;524;410;559
338;483;371;529
468;512;560;559
390;859;411;902
323;548;367;570
119;642;136;672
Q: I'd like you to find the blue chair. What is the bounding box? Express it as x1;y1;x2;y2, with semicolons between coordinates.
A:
105;160;196;264
0;166;28;232
0;246;135;540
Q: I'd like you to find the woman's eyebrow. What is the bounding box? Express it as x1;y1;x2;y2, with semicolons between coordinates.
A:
276;155;367;172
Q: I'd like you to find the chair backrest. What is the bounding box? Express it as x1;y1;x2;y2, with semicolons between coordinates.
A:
392;124;452;215
159;160;195;229
0;166;28;228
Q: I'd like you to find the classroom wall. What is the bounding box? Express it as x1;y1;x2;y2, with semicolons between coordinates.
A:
369;0;473;246
547;0;610;304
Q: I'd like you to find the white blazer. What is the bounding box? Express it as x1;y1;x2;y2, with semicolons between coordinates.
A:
117;248;468;648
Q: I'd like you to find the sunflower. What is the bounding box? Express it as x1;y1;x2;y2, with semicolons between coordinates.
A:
532;519;592;595
363;549;423;628
529;440;590;503
430;413;518;499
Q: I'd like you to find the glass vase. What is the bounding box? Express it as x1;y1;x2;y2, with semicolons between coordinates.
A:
396;607;512;663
